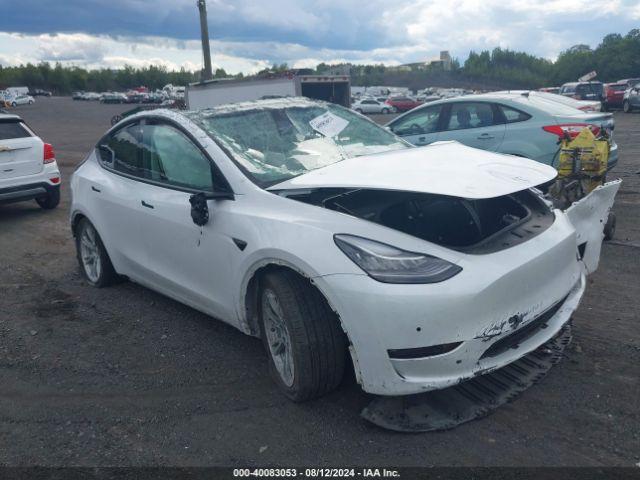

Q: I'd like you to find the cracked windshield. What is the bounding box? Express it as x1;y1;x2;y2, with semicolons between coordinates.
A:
189;103;407;186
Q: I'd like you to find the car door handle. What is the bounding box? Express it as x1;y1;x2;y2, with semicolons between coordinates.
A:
91;186;101;193
477;133;494;139
141;200;154;209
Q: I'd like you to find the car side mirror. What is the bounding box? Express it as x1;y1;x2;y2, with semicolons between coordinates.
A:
189;188;235;226
189;192;210;226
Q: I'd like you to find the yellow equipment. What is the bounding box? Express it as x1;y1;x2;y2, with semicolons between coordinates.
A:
549;126;610;208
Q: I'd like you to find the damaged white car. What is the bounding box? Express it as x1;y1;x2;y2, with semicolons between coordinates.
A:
70;98;619;403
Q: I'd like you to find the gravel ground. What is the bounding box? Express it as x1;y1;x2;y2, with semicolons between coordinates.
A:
1;97;638;467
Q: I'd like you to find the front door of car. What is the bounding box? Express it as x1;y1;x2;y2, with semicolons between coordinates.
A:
388;104;444;146
439;102;505;151
134;121;237;319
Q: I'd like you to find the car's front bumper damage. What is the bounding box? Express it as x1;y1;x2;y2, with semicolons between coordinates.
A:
315;182;620;398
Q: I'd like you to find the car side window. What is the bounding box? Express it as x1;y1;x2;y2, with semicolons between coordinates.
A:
142;123;214;192
447;102;496;130
99;123;144;177
391;105;443;136
498;105;532;124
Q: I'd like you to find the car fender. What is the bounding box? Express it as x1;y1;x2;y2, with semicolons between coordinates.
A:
565;179;621;274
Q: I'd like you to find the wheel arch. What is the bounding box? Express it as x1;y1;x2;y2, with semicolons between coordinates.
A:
70;210;88;237
240;260;348;341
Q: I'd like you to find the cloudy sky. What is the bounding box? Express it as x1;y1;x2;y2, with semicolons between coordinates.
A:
1;0;638;74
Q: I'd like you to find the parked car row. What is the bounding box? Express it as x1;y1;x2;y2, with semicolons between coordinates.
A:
72;88;183;104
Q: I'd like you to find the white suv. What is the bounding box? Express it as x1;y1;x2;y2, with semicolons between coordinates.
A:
0;112;61;209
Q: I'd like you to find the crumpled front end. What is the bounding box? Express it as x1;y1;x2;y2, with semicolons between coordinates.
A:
315;210;586;396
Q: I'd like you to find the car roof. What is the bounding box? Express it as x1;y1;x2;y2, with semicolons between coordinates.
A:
562;81;603;86
0;112;21;121
125;97;331;124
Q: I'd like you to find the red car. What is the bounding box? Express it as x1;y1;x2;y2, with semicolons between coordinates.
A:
604;82;628;111
385;96;423;112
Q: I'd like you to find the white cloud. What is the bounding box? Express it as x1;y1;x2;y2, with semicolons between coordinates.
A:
0;0;635;72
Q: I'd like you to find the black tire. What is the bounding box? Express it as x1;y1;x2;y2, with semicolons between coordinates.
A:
623;100;632;113
259;271;347;402
36;187;60;209
11;102;16;107
75;218;120;287
355;108;363;113
382;108;390;114
110;114;123;126
604;211;616;241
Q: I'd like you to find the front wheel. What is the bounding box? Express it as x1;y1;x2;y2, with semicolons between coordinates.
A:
11;102;16;107
75;219;120;287
36;187;60;210
259;271;347;402
355;108;363;113
623;100;633;113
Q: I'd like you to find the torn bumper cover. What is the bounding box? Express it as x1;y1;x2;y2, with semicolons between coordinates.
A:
316;183;623;397
317;213;584;396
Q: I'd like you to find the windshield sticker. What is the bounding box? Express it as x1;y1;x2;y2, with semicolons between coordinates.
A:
309;112;349;138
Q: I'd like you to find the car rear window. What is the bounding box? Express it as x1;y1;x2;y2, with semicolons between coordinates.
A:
577;84;603;95
0;120;32;140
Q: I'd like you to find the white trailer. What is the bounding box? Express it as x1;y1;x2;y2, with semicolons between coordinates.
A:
187;75;350;110
6;86;28;97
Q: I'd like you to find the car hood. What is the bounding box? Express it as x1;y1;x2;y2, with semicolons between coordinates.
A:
268;141;557;199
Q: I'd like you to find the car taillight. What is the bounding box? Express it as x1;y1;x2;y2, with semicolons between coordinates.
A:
43;143;55;164
542;124;600;139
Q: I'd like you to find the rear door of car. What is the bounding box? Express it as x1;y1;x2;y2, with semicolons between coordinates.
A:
92;121;148;274
437;101;506;151
0;118;43;180
388;103;445;146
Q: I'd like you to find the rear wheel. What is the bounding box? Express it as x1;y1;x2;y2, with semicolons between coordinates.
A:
259;271;347;402
11;102;16;107
75;219;119;287
355;108;363;113
382;107;390;114
36;187;60;210
623;100;632;113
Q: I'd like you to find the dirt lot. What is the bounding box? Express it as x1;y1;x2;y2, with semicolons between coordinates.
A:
1;97;639;466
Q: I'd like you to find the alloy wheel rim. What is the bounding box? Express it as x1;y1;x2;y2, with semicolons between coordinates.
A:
262;289;295;387
80;224;102;283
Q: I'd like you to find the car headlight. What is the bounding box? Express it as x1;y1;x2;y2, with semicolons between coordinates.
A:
334;234;462;284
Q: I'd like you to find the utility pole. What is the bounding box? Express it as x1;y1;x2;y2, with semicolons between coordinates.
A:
197;0;213;81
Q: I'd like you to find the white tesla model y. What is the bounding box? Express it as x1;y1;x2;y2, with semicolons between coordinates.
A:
70;98;618;401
